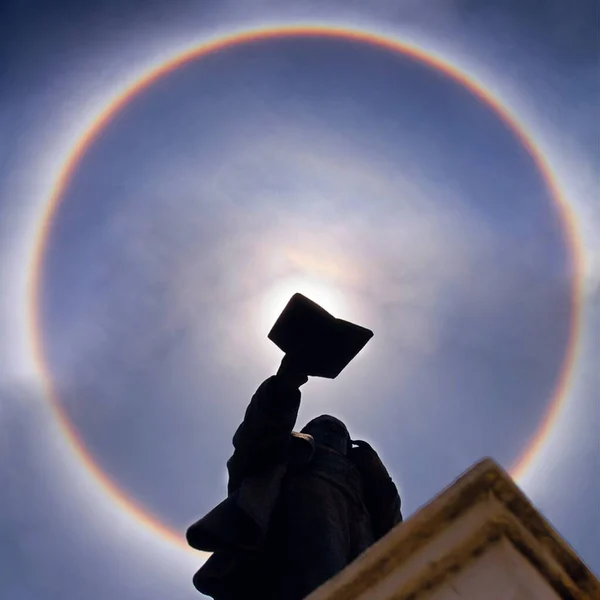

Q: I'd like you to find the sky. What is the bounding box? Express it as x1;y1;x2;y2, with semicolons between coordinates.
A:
0;1;598;598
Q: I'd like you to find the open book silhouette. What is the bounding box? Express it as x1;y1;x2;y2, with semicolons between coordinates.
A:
268;293;374;379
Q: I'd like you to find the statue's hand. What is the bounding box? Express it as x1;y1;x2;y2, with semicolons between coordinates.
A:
276;354;309;388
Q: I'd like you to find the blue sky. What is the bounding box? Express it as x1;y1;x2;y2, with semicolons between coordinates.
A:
1;1;598;598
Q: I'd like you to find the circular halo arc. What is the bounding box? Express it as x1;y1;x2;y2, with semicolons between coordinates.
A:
27;24;583;554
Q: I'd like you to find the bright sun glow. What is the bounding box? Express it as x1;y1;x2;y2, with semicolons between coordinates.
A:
258;274;351;336
250;241;365;341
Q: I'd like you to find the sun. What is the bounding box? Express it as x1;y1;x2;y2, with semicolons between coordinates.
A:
249;240;366;340
258;274;351;335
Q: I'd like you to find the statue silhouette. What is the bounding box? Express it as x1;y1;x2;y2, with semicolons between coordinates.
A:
186;353;402;599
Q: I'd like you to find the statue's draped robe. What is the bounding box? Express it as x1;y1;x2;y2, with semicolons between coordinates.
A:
187;376;402;600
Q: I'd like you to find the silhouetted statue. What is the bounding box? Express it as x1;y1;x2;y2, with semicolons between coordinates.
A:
186;295;402;600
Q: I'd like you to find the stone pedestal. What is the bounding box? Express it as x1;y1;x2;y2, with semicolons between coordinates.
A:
306;459;599;600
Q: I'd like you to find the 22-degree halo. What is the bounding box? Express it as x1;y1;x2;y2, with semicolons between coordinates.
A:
26;24;583;554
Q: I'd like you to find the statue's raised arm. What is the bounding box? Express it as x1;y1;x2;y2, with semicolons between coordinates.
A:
226;355;309;494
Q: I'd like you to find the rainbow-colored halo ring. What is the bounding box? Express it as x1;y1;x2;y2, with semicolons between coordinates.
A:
27;24;582;554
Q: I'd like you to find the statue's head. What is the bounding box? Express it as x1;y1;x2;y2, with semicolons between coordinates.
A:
301;414;350;456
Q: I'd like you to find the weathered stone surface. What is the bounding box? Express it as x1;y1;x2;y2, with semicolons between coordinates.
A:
306;458;599;600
